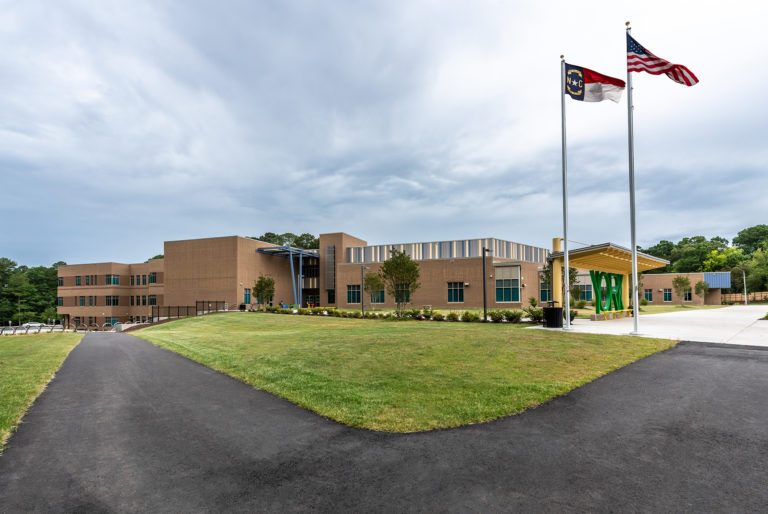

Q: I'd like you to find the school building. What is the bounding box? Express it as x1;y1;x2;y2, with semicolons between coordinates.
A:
56;233;730;327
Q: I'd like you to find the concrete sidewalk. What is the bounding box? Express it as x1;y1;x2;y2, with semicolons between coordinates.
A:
544;305;768;345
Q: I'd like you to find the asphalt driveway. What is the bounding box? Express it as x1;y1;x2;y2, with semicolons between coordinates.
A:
1;333;766;512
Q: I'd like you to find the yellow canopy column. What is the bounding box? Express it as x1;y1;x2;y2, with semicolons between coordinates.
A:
552;238;563;307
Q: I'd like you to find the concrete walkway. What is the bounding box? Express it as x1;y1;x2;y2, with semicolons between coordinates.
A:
1;333;767;511
547;305;768;346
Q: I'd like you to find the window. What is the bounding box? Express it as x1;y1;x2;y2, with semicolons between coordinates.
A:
88;317;93;326
130;276;135;286
142;295;147;306
684;288;692;302
327;289;335;304
57;297;63;306
663;288;672;302
105;274;119;285
644;289;653;302
79;296;85;306
347;285;361;304
148;295;157;306
58;277;63;286
141;316;146;323
142;275;147;285
75;276;81;286
370;289;385;303
539;279;552;303
496;279;520;302
88;296;93;306
105;296;119;306
575;284;593;301
92;275;97;285
130;296;135;306
136;295;140;305
448;282;464;303
149;272;157;284
105;317;119;327
85;276;90;286
243;289;250;304
74;317;81;326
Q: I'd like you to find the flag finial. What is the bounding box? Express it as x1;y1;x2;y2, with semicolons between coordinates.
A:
625;21;631;27
560;55;564;59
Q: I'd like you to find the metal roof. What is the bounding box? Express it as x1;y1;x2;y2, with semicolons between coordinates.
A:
549;242;669;274
255;246;319;259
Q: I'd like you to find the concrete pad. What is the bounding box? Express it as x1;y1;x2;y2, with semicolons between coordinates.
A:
543;305;768;345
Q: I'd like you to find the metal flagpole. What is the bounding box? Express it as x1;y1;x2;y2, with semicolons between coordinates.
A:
560;56;572;330
626;22;640;335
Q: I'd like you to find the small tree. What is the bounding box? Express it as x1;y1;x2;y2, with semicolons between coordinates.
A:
379;248;420;316
694;280;710;302
253;275;275;310
363;271;384;305
672;275;691;306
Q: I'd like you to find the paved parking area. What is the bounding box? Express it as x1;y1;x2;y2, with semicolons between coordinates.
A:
553;305;768;346
1;333;767;512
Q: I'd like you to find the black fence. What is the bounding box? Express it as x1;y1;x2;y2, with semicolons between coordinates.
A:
152;300;227;321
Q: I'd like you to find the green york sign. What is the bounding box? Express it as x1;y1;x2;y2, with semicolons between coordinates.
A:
589;271;624;314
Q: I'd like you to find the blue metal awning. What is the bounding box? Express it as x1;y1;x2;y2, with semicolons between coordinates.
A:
256;246;319;307
703;272;731;289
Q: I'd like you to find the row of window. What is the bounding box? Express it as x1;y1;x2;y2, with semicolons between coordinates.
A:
343;280;522;305
60;295;157;307
644;288;691;302
65;272;158;286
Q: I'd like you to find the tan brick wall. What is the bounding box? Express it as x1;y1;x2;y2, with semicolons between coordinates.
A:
335;257;542;310
639;273;721;305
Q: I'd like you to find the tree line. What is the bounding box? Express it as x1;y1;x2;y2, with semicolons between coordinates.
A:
0;258;64;326
641;224;768;293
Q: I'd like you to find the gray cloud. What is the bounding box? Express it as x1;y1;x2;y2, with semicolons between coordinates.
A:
1;0;766;265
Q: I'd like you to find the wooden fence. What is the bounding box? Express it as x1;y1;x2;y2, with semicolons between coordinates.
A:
722;291;768;303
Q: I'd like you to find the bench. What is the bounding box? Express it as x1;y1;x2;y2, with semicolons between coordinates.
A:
590;309;634;321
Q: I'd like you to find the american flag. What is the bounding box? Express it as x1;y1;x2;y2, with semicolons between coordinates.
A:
627;33;698;86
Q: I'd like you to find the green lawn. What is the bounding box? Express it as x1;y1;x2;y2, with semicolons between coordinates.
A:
137;313;675;432
0;333;82;449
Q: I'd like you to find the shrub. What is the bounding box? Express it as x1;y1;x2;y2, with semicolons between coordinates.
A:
333;310;344;317
432;312;445;321
576;299;587;309
406;308;422;320
524;306;544;323
421;307;435;320
528;297;538;308
462;311;480;322
640;298;649;306
563;309;577;320
503;310;523;323
297;308;310;315
311;307;325;315
569;297;575;307
446;312;460;322
488;310;505;323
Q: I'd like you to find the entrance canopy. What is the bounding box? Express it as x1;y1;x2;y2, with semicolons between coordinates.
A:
548;240;669;311
549;242;668;275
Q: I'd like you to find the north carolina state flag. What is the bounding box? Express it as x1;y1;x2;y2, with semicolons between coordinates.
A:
565;63;626;103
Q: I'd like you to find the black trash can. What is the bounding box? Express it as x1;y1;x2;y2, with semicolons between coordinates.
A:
543;306;563;328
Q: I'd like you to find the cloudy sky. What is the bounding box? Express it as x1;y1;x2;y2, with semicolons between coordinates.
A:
2;0;766;266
